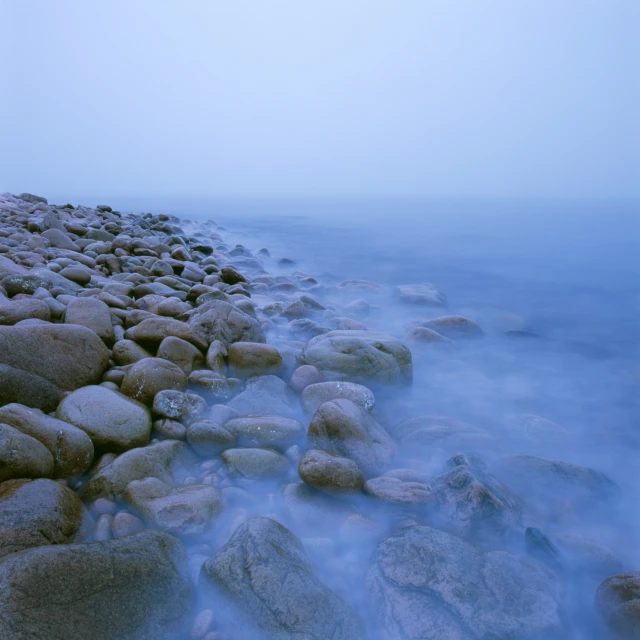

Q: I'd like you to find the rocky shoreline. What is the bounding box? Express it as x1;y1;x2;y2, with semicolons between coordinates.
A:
0;191;636;639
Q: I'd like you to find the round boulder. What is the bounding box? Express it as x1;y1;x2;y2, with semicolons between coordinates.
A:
120;357;187;404
298;449;364;493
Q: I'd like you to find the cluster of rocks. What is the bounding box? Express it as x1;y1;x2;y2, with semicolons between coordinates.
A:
0;191;635;640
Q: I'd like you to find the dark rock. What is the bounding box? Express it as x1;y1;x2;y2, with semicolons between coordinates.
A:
595;572;640;639
187;300;265;346
298;449;364;493
0;423;54;481
120;357;187;404
0;364;62;412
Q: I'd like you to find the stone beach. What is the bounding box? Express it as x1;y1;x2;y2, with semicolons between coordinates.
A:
0;191;636;639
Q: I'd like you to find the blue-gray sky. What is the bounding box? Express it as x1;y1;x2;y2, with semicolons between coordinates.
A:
1;0;638;199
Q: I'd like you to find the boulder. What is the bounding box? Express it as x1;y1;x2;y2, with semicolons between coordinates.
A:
308;399;396;476
300;330;412;386
227;341;283;377
0;530;193;640
0;478;87;558
112;339;153;365
124;317;207;351
81;440;196;501
0;423;54;481
0;297;51;325
363;476;435;505
0;324;109;391
396;282;446;306
298;449;364;493
224;415;304;448
200;517;363;640
65;297;115;345
289;364;324;393
227;375;299;418
120;357;187;404
222;448;289;480
0;403;93;477
367;525;564;640
595;572;640;639
152;390;206;423
187;300;265;346
417;314;483;338
57;385;151;454
0;363;62;412
124;477;223;537
156;336;205;375
301;381;375;415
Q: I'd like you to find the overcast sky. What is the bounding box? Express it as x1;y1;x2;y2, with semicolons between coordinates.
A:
1;0;638;200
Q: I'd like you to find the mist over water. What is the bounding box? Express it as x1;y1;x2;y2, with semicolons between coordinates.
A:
96;195;639;639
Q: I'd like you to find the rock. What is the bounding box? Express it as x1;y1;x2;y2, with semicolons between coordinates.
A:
42;227;79;250
0;530;193;640
224;415;304;448
59;266;91;286
363;476;435;505
555;532;622;577
417;314;483;338
0;363;62;412
492;454;619;514
0;324;109;391
404;326;451;344
65;296;115;345
157;336;205;374
0;478;87;558
81;440;196;501
298;449;364;493
152;390;206;423
200;517;363;640
396;282;446;306
186;420;235;457
367;525;564;640
1;274;51;296
0;423;54;481
595;572;640;639
227;375;299;418
308;399;395;476
112;339;153;365
301;381;375;415
0;404;93;477
221;448;289;480
220;266;246;285
300;330;412;386
0;297;51;325
153;419;187;440
112;511;145;538
19;192;48;204
124;317;207;351
289;364;323;393
432;454;531;546
57;385;151;454
227;342;283;377
124;477;224;537
121;357;187;404
393;415;494;451
506;413;570;447
188;300;265;347
205;339;227;373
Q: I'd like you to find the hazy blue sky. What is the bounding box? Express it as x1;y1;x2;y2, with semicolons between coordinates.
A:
1;0;638;199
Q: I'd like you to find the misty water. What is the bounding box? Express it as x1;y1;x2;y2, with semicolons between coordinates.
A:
107;196;638;638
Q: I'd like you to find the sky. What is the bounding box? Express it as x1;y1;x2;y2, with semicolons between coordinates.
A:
1;0;638;200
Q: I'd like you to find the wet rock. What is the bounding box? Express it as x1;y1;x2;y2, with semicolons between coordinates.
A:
121;357;187;404
188;300;265;346
205;339;227;373
112;339;153;365
0;363;62;412
153;418;187;440
221;448;289;480
555;532;622;577
112;511;145;538
595;572;640;639
301;381;375;415
153;390;206;423
300;330;412;386
59;266;91;285
201;517;363;640
0;530;193;640
81;440;196;501
506;413;570;447
124;316;207;351
393;415;495;451
227;341;283;377
432;454;531;545
227;375;299;418
0;478;87;558
298;449;364;493
417;314;483;338
363;476;435;505
396;282;446;306
0;404;93;477
124;477;224;537
0;296;51;324
57;385;151;454
186;420;235;457
157;336;205;374
492;454;619;514
1;274;51;296
219;266;246;285
65;296;115;345
289;364;323;393
367;525;564;640
0;324;109;391
224;415;304;448
0;423;54;481
308;399;395;476
404;326;451;344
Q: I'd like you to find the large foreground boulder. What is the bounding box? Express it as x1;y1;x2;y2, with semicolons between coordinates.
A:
200;517;364;640
0;364;62;412
300;330;412;386
367;525;564;639
0;478;87;558
0;530;192;640
0;423;54;481
0;324;109;392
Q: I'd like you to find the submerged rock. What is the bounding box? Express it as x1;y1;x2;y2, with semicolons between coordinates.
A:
200;517;364;640
396;282;446;306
